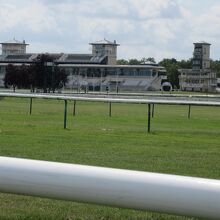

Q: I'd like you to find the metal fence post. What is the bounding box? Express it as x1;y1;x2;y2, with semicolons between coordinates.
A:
64;100;67;129
109;102;112;117
30;98;33;115
73;100;76;116
148;104;151;133
152;104;155;118
188;105;191;119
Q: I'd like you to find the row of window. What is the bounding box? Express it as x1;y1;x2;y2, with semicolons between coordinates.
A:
185;79;205;84
184;79;216;84
66;68;155;77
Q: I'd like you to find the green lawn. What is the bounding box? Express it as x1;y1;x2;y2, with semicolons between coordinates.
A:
0;97;220;220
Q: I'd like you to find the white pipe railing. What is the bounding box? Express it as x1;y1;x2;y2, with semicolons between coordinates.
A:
0;92;219;131
1;89;220;98
0;92;220;106
0;156;220;219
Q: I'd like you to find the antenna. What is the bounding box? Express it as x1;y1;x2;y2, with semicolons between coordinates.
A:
103;26;107;40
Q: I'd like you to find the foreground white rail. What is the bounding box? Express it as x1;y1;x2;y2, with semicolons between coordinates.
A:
0;157;220;219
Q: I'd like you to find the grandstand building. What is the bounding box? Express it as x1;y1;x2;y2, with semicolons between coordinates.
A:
0;38;167;91
179;42;217;92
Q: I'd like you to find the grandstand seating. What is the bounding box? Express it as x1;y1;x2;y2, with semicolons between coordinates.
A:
139;81;149;87
66;54;92;61
123;80;140;86
66;75;164;91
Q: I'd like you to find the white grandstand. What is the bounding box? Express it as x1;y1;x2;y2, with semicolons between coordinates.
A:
0;38;169;92
62;64;167;92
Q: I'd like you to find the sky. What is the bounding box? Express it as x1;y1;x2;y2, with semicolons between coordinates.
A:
0;0;220;62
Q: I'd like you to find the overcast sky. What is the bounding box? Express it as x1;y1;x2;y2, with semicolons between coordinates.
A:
0;0;220;62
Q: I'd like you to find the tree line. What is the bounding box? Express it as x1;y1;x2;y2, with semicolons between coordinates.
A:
117;57;220;89
4;54;68;93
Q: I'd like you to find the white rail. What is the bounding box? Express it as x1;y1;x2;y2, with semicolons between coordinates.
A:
0;92;219;131
0;157;220;219
0;92;220;106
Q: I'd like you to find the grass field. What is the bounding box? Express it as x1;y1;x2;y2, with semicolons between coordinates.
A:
0;97;220;220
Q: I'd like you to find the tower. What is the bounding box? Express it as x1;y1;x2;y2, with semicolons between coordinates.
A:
179;41;217;92
90;39;119;65
0;39;29;55
192;41;211;70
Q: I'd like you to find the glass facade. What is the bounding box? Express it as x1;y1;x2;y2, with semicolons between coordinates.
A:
68;67;153;77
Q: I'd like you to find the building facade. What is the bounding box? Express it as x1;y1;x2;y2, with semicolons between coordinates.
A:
179;42;217;92
0;39;167;92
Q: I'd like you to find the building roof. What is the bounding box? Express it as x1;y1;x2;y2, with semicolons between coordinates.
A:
0;39;29;45
194;41;211;45
0;53;34;63
66;54;93;61
90;39;120;46
58;64;166;70
58;54;107;64
0;53;108;65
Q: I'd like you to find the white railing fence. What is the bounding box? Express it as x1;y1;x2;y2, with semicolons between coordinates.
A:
0;157;220;219
0;92;220;132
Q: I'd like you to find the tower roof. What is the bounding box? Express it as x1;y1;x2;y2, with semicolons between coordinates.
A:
194;41;211;45
1;38;29;45
90;39;119;46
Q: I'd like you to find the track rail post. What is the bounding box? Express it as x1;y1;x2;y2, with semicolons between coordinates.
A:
148;104;151;133
64;100;67;129
109;102;112;117
188;105;191;119
152;104;155;118
29;98;33;115
73;100;76;116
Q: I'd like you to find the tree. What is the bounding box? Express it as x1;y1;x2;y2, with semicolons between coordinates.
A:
31;54;53;93
19;64;30;89
178;59;192;69
4;54;68;93
51;67;68;93
31;54;68;93
117;59;129;65
211;60;220;78
141;57;156;64
4;64;19;92
29;64;38;92
128;59;141;65
4;64;31;91
159;59;179;88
